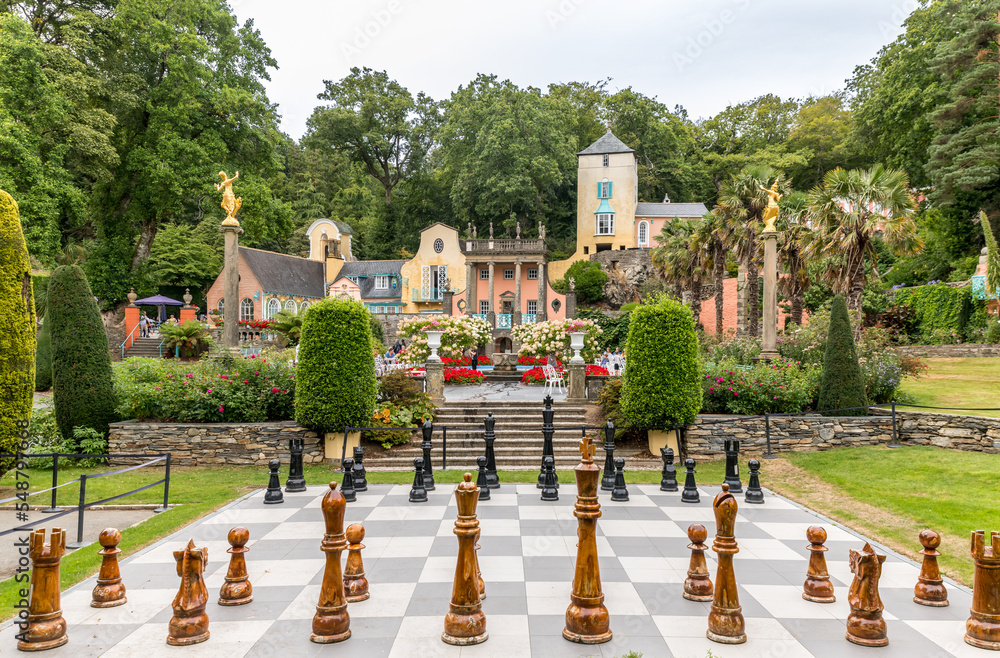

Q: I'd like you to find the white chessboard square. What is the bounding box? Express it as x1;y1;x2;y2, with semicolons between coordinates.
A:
738;537;805;562
258;521;326;541
348;582;416;617
364;505;449;521
756;521;858;543
743;584;846;620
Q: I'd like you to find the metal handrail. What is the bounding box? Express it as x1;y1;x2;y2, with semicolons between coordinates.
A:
119;323;141;358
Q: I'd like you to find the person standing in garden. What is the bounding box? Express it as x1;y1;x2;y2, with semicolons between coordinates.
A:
139;313;148;338
470;346;478;371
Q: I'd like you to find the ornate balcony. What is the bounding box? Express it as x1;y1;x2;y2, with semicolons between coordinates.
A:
464;238;546;255
496;314;512;329
522;313;537;325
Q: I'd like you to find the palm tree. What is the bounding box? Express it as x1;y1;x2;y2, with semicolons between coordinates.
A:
270;309;304;347
805;165;920;316
776;192;812;327
651;218;711;325
700;210;728;336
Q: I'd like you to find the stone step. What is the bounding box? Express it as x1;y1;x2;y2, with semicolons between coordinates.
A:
437;402;586;409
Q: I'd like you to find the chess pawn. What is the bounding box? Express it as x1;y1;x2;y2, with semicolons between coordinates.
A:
475;527;486;601
219;527;253;606
660;447;678;492
312;482;351;643
846;542;888;647
540;455;559;501
913;529;948;607
167;539;210;646
92;527;127;608
966;530;1000;650
681;458;700;504
409;457;428;503
610;457;629;502
341;458;357;503
352;446;368;492
476;455;491;501
744;459;764;504
442;473;488;645
707;484;746;644
802;526;835;603
344;524;370;603
683;524;714;602
17;528;68;651
264;458;284;504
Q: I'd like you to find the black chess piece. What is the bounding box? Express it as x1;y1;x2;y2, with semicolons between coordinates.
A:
601;421;616;492
610;457;629;502
341;458;357;503
264;458;284;504
352;447;368;492
476;455;491;501
745;459;764;504
723;439;743;493
286;438;306;492
421;420;435;491
537;395;558;489
483;413;500;489
409;457;428;503
681;458;700;504
541;456;559;501
660;447;678;492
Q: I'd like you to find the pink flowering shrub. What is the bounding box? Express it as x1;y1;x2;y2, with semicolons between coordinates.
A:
701;359;819;415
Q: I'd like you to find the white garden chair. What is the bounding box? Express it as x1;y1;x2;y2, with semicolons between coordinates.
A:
543;364;566;395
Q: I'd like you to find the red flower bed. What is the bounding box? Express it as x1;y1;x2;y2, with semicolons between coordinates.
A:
518;356;551;366
442;356;472;367
239;319;274;330
586;365;609;376
444;367;484;384
521;367;546;384
478;355;492;365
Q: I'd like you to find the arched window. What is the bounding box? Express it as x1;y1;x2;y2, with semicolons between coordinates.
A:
217;298;224;314
284;299;297;313
638;220;649;247
266;298;279;319
240;298;254;322
299;301;310;312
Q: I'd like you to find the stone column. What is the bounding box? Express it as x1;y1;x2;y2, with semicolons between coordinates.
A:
221;223;243;349
565;290;577;320
759;231;779;361
425;361;445;405
514;261;522;326
736;264;747;336
487;262;495;327
442;290;454;317
465;262;475;316
537;261;547;322
567;363;587;404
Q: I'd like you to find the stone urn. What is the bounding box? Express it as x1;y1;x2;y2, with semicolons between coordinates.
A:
493;353;518;373
425;330;444;362
568;332;586;364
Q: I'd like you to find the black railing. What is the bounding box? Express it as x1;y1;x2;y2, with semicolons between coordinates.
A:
342;425;451;469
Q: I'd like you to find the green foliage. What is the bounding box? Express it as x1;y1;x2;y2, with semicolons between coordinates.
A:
32;274;50;318
269;309;304;347
983;212;1000;296
817;296;868;416
705;334;762;365
378;370;422;405
575;308;631;350
595;377;645;443
369;313;385;346
147;224;221;297
0;189;36;472
158;320;212;358
295;298;377;434
71;426;108;467
24;405;60;468
702;359;820;415
986;319;1000;344
47;265;117;443
35;320;52;391
894;283;984;340
553;260;607;303
620;296;702;429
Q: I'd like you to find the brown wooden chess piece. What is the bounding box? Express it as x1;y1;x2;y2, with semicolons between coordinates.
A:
17;528;68;651
344;523;370;603
312;481;351;643
966;530;1000;650
442;473;488;645
91;528;127;608
683;523;713;602
707;483;746;644
563;437;612;644
913;529;948;607
475;527;486;601
219;527;253;606
167;539;210;646
803;526;836;603
845;542;888;647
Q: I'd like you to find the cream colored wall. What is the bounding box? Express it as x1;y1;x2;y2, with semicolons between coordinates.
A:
329;279;362;301
398;223;467;314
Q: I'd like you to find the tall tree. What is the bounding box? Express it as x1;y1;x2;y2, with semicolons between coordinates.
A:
786;96;857;190
775;191;812;326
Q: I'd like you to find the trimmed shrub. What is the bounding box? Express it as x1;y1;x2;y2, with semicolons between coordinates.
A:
0;189;36;472
553;260;607;303
35;320;52;391
295;297;377;434
817;295;868;416
48;265;117;443
620;295;702;430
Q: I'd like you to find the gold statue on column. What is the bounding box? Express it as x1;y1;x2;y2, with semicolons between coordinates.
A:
759;181;781;233
216;171;242;227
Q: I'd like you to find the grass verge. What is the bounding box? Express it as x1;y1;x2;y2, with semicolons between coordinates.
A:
897;357;1000;418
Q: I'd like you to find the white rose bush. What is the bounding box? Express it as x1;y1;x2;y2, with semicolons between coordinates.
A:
512;318;601;362
397;315;491;362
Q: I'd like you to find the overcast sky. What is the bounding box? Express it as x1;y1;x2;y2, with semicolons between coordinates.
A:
232;0;914;140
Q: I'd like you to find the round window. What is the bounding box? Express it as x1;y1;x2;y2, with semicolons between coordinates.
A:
551;299;561;312
434;238;444;253
457;299;467;311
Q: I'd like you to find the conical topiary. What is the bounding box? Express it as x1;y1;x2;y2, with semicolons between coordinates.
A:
818;295;868;416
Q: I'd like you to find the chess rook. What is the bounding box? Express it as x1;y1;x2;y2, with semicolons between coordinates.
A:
421;419;436;491
476;455;491;501
681;458;700;504
913;529;948;607
707;484;746;644
286;438;306;492
683;524;714;602
352;446;368;492
341;458;357;503
312;482;351;643
563;436;612;645
601;420;616;491
610;457;629;502
541;455;559;501
966;530;1000;650
17;528;68;651
219;527;253;606
167;539;210;646
744;459;764;504
344;524;370;603
409;457;428;503
91;528;127;608
846;542;888;647
802;526;835;603
722;439;742;493
442;473;488;645
660;447;678;492
263;458;283;504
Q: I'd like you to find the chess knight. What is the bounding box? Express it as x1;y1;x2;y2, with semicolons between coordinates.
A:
167;540;210;646
846;543;888;647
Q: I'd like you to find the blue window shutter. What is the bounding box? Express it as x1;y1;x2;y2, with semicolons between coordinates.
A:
597;182;602;198
609;181;613;198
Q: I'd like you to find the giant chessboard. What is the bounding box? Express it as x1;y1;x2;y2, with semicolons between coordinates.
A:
0;481;980;657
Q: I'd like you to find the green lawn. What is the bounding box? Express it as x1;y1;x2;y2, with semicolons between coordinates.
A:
898;357;1000;418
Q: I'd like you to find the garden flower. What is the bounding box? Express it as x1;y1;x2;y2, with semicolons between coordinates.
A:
272;387;279;393
218;407;224;413
244;380;249;384
207;388;212;393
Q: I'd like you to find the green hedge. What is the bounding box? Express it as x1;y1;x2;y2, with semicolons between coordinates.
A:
0;190;36;472
48;265;118;443
295;297;377;434
817;295;868;416
894;283;985;339
620;296;702;430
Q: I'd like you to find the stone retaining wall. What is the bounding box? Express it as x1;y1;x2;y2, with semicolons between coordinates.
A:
108;421;324;466
892;344;1000;358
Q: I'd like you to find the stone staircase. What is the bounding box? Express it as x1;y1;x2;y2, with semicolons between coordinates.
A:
366;400;594;471
124;336;165;359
